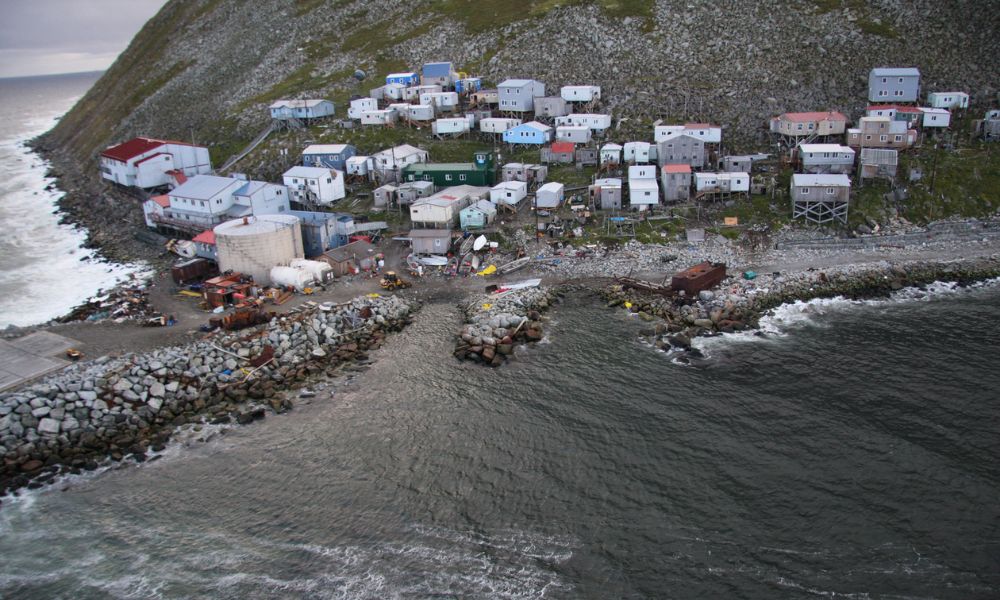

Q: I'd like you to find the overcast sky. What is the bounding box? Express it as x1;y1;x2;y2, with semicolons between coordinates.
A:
0;0;168;78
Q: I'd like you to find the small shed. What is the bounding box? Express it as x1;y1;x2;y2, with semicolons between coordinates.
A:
721;155;753;173
589;178;622;210
600;143;623;166
927;91;969;109
408;229;452;255
346;155;373;178
396;180;435;205
373;184;397;208
535;182;565;209
920;108;951;128
859;148;899;180
480;117;522;134
555;125;592;144
460;200;498;229
533;96;570;119
560;85;601;103
319;240;376;276
490;181;528;207
541;141;575;164
623;142;652;164
360;109;398;126
502;163;548;185
575;147;598;167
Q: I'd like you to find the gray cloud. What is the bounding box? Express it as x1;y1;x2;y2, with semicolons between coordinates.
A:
0;0;168;77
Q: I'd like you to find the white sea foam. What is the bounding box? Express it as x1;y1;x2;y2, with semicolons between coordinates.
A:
0;106;145;328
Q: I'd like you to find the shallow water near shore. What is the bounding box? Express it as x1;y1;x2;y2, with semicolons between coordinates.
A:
2;284;1000;598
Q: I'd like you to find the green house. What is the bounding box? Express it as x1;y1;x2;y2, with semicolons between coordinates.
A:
402;152;495;187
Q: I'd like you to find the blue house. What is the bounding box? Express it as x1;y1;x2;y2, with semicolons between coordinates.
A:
455;77;482;94
301;144;357;171
422;62;454;87
502;121;553;145
386;72;419;87
269;99;335;121
286;210;354;256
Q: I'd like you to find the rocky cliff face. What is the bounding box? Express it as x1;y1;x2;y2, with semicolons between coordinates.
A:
31;0;1000;259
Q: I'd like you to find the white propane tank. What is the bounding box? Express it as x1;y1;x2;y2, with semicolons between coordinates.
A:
269;266;314;291
290;259;334;283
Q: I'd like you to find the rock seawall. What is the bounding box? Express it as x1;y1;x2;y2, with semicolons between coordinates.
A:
0;294;416;496
454;286;558;366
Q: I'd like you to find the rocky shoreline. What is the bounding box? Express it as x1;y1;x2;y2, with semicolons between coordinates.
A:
601;256;1000;356
454;285;559;367
0;294;416;497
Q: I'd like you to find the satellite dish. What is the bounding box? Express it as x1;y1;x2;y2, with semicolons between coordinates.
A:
353;69;367;82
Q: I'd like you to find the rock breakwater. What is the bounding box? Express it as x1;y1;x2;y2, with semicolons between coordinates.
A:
454;285;558;367
0;294;416;496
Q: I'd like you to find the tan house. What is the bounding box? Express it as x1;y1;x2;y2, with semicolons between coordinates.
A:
770;111;848;137
846;117;917;149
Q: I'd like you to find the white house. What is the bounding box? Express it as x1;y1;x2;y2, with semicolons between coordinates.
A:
282;166;346;205
405;104;435;121
420;91;459;110
695;172;750;194
623;141;652;164
346;156;374;178
269;99;335;121
99;137;212;189
655;123;721;144
560;85;601;103
600;143;623;166
348;97;379;119
799;144;856;174
490;180;528;207
628;165;659;210
535;182;564;209
360;109;398;126
459;200;497;230
927;91;969;109
373;144;429;174
920;107;951;128
480;117;522;134
554;113;612;134
144;174;289;229
383;83;406;101
555;125;592;144
432;117;472;136
410;185;486;228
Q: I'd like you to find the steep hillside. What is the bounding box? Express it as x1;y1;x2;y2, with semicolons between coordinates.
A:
31;0;1000;260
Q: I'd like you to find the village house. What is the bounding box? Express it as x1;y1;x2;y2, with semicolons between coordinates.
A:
282;166;345;205
420;91;460;111
600;143;623;167
533;96;569;119
660;164;692;203
768;111;848;139
373;184;397;208
409;185;488;228
498;79;546;112
191;230;217;261
846;117;917;149
408;229;452;255
502;121;553;145
535;182;565;209
301;144;356;171
345;156;374;180
502;162;548;185
432;116;472;136
145;174;289;231
798;144;856;174
455;77;482;94
382;83;406;101
403;152;494;187
859;148;899;180
654;123;722;144
869;67;920;103
348;97;378;119
866;105;899;119
721;155;753;173
319;239;376;277
555;125;591;144
927;91;969;110
656;134;706;170
541;141;575;164
623;141;653;164
360;109;398;126
99;137;212;189
396;180;435;206
589;177;622;210
480;117;522;135
628;165;660;211
269;99;335;121
575;147;598;167
981;110;1000;141
421;62;455;87
554;113;612;135
471;89;499;106
560;85;601;103
920;107;951;128
791;173;851;225
460;200;497;229
285;210;353;256
490;180;528;208
694;172;750;198
386;72;419;87
372;144;429;180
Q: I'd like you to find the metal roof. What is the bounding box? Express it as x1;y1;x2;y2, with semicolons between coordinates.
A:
792;174;851;187
422;62;452;77
170;175;242;200
550;142;575;153
871;67;920;77
269;99;330;109
661;164;692;173
780;111;848;122
284;166;335;178
799;144;854;153
101;137;196;161
499;78;536;88
192;230;215;245
302;144;352;154
214;214;301;236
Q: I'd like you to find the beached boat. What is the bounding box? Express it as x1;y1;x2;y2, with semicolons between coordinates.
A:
413;254;449;267
496;256;530;274
458;235;475;255
458;254;481;276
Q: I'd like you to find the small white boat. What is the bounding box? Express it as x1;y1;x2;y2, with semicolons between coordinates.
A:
414;254;448;267
458;235;475;255
501;278;542;290
473;235;487;251
496;256;530;274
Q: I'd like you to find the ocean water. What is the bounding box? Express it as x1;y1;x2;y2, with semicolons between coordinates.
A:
0;72;141;328
1;284;998;599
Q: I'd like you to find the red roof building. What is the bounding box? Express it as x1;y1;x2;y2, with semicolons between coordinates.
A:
662;164;692;174
550;141;575;154
192;230;216;245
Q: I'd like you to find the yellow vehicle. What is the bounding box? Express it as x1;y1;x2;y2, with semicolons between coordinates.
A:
379;271;411;290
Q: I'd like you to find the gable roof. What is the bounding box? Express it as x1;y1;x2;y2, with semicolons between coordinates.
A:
302;144;352;155
192;230;216;245
169;175;243;200
284;166;336;178
662;164;692;174
422;62;452;77
792;173;851;187
781;111;848;122
101;137;173;162
499;78;537;88
269;99;330;109
871;67;920;77
149;194;170;208
550;141;575;153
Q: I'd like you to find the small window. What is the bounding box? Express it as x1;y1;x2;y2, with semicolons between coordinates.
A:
865;135;873;141
445;174;452;181
802;187;810;195
828;188;836;195
898;77;904;83
894;135;902;142
459;174;467;181
880;135;888;142
882;77;887;83
327;178;332;184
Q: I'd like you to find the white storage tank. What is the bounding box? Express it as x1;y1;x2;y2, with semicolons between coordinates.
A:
270;266;314;291
214;215;304;285
290;258;334;283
